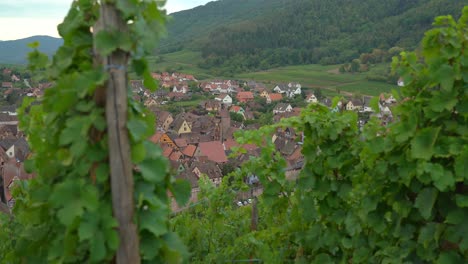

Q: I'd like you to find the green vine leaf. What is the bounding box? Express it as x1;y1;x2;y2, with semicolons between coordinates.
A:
410;127;441;160
414;188;438;220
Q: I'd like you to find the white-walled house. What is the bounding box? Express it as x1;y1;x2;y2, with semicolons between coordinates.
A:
273;82;302;98
306;94;318;103
215;94;233;105
172;85;189;94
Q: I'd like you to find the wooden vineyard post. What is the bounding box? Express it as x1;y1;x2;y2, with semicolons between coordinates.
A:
93;3;140;263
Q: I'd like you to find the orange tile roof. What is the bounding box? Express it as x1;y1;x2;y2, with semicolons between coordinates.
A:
236;91;254;99
269;93;283;101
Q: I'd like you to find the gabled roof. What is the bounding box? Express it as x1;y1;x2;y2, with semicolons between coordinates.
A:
216;94;231;100
274;103;292;111
275;83;288;90
171;116;188;131
13;137;30;162
157;111;171;122
351;99;363;106
0;139;16;151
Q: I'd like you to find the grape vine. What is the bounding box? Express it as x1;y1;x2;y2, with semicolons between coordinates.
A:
171;7;468;263
0;0;189;263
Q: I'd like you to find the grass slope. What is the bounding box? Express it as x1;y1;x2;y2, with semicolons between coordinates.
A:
147;50;213;79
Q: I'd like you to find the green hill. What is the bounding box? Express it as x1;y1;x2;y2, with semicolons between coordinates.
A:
160;0;466;74
0;36;63;64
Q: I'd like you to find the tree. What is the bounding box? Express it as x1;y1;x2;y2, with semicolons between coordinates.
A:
230;111;244;122
350;59;361;72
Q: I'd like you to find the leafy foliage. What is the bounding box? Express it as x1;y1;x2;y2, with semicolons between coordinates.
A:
0;0;188;263
171;7;468;262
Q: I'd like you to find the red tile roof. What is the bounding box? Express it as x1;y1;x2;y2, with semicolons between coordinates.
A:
182;144;197;157
198;141;228;163
162;145;173;158
169;151;183;161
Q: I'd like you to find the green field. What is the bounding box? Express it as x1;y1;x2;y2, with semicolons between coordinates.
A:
234;64;397;96
147;51;398;96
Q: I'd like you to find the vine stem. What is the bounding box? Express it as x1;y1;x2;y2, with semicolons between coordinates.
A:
94;3;140;263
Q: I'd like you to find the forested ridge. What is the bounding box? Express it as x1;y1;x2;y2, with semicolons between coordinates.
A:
160;0;466;74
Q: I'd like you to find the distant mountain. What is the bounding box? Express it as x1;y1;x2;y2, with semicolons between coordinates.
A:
159;0;466;74
0;36;63;64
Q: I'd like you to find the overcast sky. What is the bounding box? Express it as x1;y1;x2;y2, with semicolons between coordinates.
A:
0;0;212;40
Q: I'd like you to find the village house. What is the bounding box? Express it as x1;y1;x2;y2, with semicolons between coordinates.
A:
215;94;233;105
150;131;178;148
130;80;145;93
201;80;239;94
203;100;222;112
0;137;29;161
1;82;13;89
190;160;223;186
306;94;318;104
345;99;363;111
0;105;17;116
259;89;269;98
171;116;192;135
361;97;373;112
155;111;173;131
11;74;20;82
229;105;245;117
172;84;189;94
0;132;32;210
273;103;293;114
2;68;12;76
397;77;405;87
273;82;302;98
144;98;158;107
236;91;254;103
